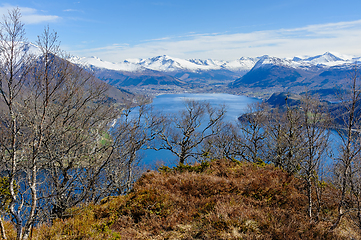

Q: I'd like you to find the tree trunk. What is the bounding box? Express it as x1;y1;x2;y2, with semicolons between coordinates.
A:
307;178;312;219
0;215;7;240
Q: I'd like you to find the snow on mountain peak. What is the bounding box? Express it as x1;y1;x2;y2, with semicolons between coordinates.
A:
301;52;349;66
67;52;357;73
68;55;143;72
12;41;360;73
253;56;286;69
252;55;317;70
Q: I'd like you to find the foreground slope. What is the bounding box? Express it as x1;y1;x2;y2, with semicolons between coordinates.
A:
25;159;359;239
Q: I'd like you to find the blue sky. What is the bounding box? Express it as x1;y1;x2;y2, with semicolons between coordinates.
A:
2;0;361;61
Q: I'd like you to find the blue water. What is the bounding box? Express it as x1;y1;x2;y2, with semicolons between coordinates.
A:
151;93;260;123
140;93;261;167
139;93;342;169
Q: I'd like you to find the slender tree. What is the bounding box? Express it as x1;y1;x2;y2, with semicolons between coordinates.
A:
201;122;242;161
0;9;119;238
264;107;289;168
332;67;361;229
108;102;164;194
237;102;268;163
31;27;118;220
0;8;35;240
299;93;330;219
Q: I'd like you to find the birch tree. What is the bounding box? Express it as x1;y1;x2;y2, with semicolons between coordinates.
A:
237;103;268;163
299;94;330;219
106;102;164;195
0;9;118;238
0;8;35;240
31;27;118;220
332;67;361;229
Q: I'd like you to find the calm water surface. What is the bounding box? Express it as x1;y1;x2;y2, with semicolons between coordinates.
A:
151;93;260;122
140;93;260;166
141;93;340;168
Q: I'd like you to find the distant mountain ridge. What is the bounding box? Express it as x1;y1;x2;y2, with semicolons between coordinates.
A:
24;42;361;97
69;52;360;74
25;40;360;75
69;55;259;73
67;52;361;92
230;53;360;98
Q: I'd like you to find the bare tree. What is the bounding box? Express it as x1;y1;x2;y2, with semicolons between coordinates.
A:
156;100;225;165
0;10;119;238
201;122;242;161
332;67;361;229
282;101;306;173
31;27;118;220
261;98;306;174
263;107;290;168
299;93;330;219
237;102;268;163
0;8;36;240
107;102;164;194
348;158;361;229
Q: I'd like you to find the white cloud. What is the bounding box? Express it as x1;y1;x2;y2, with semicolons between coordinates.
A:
63;9;84;13
0;4;60;25
72;19;361;62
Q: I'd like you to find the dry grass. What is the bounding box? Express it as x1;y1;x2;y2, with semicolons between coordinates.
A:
2;159;360;239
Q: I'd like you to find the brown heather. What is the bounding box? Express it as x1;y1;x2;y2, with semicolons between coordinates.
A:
3;159;360;239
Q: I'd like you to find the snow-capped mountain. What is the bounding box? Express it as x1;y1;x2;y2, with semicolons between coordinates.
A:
251;52;356;71
302;52;350;66
24;42;43;56
69;56;145;72
17;41;359;74
251;55;305;70
69;55;260;73
224;57;259;71
66;51;361;90
69;52;359;75
231;52;361;95
20;42;361;98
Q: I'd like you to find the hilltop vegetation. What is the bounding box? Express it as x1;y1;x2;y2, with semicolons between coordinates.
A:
2;159;356;239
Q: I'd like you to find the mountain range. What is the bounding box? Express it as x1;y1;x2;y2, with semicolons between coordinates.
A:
69;52;360;73
66;52;361;100
25;42;361;99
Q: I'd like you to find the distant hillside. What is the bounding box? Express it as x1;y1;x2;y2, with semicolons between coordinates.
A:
231;65;303;88
94;68;185;87
230;55;359;100
265;92;303;107
26;159;359;239
59;60;137;108
9;43;137;107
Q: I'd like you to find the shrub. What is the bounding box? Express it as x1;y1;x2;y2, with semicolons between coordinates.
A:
24;159;360;239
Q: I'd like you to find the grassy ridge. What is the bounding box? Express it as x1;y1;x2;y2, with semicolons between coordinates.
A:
5;159;360;239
